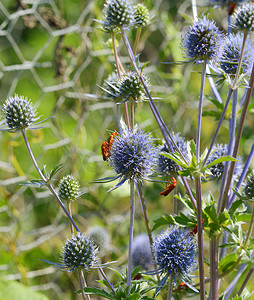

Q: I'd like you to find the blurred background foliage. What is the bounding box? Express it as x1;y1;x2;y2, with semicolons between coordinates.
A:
0;0;253;299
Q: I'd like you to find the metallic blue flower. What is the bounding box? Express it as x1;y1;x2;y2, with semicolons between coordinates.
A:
158;133;188;175
234;4;254;31
218;33;254;75
206;144;243;180
182;16;224;62
153;226;197;279
132;234;153;270
109;126;158;182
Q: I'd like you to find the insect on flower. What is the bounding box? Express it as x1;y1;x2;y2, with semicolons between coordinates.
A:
101;132;118;161
160;177;177;196
228;2;236;15
190;218;205;236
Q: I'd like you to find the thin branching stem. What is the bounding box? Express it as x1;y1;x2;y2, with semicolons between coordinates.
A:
167;274;173;300
67;201;74;234
237;267;254;296
128;180;135;293
80;269;90;300
243;204;254;248
133;27;142;56
209;235;219;300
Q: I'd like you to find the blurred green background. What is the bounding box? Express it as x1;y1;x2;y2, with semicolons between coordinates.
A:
0;0;253;299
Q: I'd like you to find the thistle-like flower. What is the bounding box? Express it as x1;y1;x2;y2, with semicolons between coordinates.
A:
218;33;254;76
132;234;153;270
109;124;157;186
244;171;254;199
153;226;197;280
1;94;40;132
133;4;149;27
61;233;96;271
88;226;110;255
181;16;224;62
103;0;134;29
234;4;254;31
158;133;188;175
58;175;80;202
206;144;243;180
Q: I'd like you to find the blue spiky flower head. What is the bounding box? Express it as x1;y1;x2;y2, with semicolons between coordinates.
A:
153;226;197;280
234;4;254;31
158;133;188;175
181;16;224;62
103;0;134;29
62;233;96;271
244;171;254;199
1;94;40;132
58;175;80;202
132;234;153;270
109;123;157;182
218;33;254;76
206;144;243;180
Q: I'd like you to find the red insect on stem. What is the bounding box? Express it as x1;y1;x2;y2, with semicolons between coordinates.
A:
160;177;177;196
101;132;118;161
190;218;205;235
228;2;236;16
107;131;118;150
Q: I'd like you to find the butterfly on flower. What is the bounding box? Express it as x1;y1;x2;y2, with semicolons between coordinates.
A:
160;177;177;196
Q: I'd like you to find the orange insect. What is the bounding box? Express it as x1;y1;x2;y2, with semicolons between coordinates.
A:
160;177;177;196
101;132;118;161
228;2;236;16
190;218;205;236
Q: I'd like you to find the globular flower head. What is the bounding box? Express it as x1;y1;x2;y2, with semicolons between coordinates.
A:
234;4;254;31
182;16;224;62
2;94;39;131
62;233;96;271
218;33;254;76
244;171;254;199
88;226;110;255
118;73;147;102
206;144;243;180
134;4;149;27
153;226;197;279
103;0;134;29
132;234;153;270
158;133;188;175
109;125;157;181
58;175;80;202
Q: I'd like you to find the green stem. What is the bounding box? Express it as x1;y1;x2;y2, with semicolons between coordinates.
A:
237;267;254;296
209;235;219;300
167;274;173;300
79;269;90;300
128;180;135;293
67;201;74;235
133;27;142;56
243;204;254;248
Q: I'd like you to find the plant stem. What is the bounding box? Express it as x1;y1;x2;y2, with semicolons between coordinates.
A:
130;100;135;129
79;269;90;300
237;267;254;296
135;182;160;282
219;64;254;213
196;61;206;161
67;201;74;234
243;204;254;248
167;274;173;300
21;129;80;233
133;27;142;56
98;268;115;293
128;180;135;293
209;235;219;300
195;175;206;300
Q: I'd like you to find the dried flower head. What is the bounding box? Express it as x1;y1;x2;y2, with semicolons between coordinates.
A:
119;73;147;102
234;4;254;31
132;234;153;270
218;33;254;76
134;4;149;27
158;133;188;175
153;226;197;280
1;94;40;132
62;233;96;271
103;0;134;29
109;125;157;182
58;175;80;202
206;144;243;180
244;171;254;199
182;16;224;62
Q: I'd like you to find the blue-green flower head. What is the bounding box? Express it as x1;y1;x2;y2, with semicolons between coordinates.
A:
244;171;254;199
104;0;134;29
2;94;40;132
132;234;153;270
109;125;157;181
206;144;243;180
218;33;254;76
58;175;80;202
153;226;198;279
182;16;224;62
234;4;254;31
134;4;149;28
62;233;96;272
158;133;188;175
